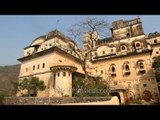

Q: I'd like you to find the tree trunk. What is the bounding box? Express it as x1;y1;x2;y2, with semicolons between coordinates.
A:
84;69;88;81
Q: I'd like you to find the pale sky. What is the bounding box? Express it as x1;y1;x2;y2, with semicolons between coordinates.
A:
0;15;160;66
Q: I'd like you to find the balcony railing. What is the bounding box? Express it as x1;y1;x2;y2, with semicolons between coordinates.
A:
138;69;146;74
124;70;130;75
110;72;116;77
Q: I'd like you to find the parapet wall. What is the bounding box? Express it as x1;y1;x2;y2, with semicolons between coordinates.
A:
3;96;119;105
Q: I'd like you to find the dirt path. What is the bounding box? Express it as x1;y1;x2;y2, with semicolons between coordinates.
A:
59;96;120;105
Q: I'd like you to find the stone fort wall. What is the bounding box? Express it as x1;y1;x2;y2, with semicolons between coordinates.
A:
3;96;119;105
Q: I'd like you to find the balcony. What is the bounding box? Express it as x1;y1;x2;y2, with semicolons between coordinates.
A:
124;70;130;75
111;72;116;77
138;69;146;74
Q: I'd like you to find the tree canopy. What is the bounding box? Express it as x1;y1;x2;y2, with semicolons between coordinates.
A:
18;77;46;97
152;56;160;83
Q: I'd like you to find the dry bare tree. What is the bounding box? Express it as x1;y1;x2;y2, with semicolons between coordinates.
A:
67;17;110;81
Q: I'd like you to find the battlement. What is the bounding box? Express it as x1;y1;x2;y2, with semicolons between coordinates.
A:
112;18;141;30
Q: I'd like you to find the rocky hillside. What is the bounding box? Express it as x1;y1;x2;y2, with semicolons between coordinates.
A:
0;64;20;95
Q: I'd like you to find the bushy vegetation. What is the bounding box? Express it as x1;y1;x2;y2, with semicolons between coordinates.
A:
72;76;109;97
0;93;5;105
18;77;46;97
152;56;160;90
0;92;9;105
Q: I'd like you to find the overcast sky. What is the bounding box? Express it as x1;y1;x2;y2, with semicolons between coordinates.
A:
0;15;160;66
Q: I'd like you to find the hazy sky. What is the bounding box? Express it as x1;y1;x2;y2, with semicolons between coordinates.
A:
0;15;160;66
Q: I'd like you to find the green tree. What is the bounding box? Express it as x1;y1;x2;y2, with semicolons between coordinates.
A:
152;56;160;90
0;92;5;105
18;77;46;97
0;91;10;105
72;76;109;97
11;80;19;96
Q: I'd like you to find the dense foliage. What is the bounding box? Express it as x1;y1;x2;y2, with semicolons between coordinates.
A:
152;56;160;83
18;77;46;97
72;76;109;97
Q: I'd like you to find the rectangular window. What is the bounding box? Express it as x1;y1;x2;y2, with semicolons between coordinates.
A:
37;64;40;69
26;68;28;72
42;63;45;68
103;51;105;54
143;84;147;87
57;73;60;77
63;72;66;77
68;72;70;76
53;74;56;89
33;65;35;70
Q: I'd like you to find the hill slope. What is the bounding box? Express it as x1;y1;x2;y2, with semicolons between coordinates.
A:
0;64;20;95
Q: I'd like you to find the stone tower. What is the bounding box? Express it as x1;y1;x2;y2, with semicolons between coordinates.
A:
50;65;77;97
111;17;144;40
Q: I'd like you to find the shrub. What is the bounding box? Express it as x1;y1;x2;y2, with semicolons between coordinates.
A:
0;93;5;105
0;92;8;105
18;77;46;97
72;76;109;97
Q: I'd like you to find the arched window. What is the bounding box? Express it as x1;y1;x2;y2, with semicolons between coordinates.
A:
125;64;130;71
121;45;126;51
124;63;130;75
112;66;115;73
126;33;130;37
138;61;145;74
139;62;144;69
109;65;116;76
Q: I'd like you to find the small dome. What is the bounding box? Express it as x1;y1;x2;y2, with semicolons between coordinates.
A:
46;30;65;40
31;35;46;46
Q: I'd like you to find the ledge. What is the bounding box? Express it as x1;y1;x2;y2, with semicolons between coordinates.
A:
50;65;77;72
3;97;113;105
92;49;152;63
18;46;82;63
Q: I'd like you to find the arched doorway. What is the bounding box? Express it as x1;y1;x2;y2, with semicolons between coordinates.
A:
143;90;152;102
127;91;135;102
110;92;121;104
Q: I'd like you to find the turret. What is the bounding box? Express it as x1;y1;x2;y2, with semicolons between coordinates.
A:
50;65;77;97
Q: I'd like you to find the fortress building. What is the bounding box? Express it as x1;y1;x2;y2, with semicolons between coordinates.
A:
17;17;160;103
